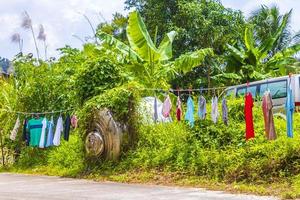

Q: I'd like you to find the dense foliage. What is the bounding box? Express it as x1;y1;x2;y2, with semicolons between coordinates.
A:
1;1;300;198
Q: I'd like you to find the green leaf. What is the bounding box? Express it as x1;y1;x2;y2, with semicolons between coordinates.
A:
173;48;213;73
97;31;141;61
271;44;300;60
226;44;246;62
244;26;255;51
258;11;291;60
158;31;177;61
212;73;242;80
126;11;160;62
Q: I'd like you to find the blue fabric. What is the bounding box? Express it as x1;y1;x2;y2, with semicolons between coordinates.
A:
29;124;43;129
45;119;54;147
185;96;195;127
286;80;294;138
198;96;206;120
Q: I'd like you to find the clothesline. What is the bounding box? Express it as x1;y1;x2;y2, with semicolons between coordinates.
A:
135;86;228;92
0;108;74;115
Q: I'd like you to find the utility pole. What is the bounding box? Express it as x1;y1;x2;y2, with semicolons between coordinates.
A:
0;128;5;167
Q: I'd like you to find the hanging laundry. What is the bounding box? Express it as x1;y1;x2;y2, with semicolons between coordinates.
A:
154;97;158;122
22;118;29;146
262;91;276;140
222;97;228;126
71;115;78;128
162;95;172;118
39;117;48;148
211;96;218;124
10;116;20;141
286;78;294;138
245;92;255;140
185;96;195;127
27;118;44;147
176;96;182;121
53;116;63;146
45;116;54;147
64;114;71;141
198;95;206;120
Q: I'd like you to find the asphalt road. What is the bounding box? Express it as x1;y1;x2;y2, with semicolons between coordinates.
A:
0;173;278;200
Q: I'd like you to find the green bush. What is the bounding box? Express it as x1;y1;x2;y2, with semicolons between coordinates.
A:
108;98;300;184
47;133;85;176
75;57;123;104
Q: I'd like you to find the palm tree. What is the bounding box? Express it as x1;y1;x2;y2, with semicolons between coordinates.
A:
249;5;300;57
97;11;213;88
224;15;300;83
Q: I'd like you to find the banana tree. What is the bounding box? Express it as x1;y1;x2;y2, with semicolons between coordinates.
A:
224;12;300;83
97;11;213;88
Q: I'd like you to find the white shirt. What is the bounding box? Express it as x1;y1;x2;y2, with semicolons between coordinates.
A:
53;116;63;146
39;118;47;148
211;96;218;124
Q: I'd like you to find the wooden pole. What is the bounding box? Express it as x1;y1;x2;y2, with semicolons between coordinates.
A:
0;128;5;167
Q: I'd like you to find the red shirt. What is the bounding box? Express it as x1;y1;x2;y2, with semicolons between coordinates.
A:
245;93;255;140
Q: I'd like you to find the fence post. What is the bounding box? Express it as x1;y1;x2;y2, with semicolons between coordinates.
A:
0;128;5;167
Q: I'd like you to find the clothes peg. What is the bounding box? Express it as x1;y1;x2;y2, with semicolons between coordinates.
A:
200;87;203;95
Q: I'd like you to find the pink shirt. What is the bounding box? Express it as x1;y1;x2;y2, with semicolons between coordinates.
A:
162;95;172;117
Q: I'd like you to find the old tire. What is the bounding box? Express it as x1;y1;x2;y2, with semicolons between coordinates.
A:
85;108;122;160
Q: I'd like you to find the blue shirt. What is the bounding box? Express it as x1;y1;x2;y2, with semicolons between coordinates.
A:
46;118;54;147
285;80;294;138
185;96;195;127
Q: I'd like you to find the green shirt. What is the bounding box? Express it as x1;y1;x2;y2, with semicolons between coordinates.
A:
27;118;43;147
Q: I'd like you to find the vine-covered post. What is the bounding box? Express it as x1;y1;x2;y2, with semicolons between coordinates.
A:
0;128;5;167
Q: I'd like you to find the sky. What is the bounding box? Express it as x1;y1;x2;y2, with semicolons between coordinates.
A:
0;0;299;60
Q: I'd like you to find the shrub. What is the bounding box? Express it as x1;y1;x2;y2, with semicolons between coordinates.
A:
47;133;85;176
75;57;123;104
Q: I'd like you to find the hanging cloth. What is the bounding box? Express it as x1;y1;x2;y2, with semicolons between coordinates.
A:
39;117;48;148
154;97;158;122
198;95;206;120
27;118;44;147
286;78;294;138
222;97;228;126
71;115;78;129
10;116;20;141
262;91;276;140
45;116;54;147
185;96;195;127
176;96;182;121
162;95;172;118
245;92;255;140
53;116;63;146
22;118;29;146
211;96;218;124
64;114;71;141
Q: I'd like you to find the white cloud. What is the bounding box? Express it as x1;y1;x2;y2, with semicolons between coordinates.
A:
1;0;299;60
0;0;127;59
222;0;300;33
